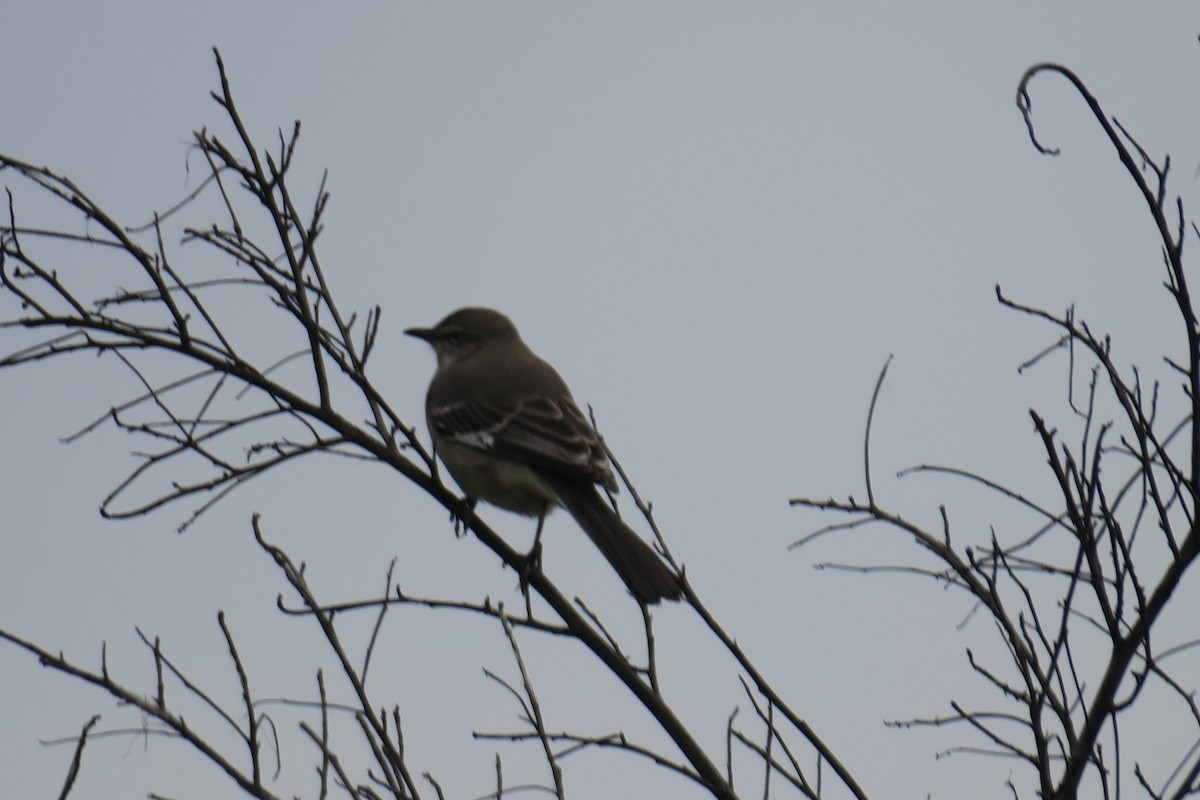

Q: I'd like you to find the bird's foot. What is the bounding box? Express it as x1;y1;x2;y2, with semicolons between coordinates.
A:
516;540;544;599
451;497;478;538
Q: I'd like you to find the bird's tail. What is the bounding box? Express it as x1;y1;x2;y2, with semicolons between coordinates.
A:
544;477;682;604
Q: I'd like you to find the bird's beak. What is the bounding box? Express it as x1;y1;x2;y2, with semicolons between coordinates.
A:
404;326;434;341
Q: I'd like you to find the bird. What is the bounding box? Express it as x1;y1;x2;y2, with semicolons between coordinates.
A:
406;307;682;604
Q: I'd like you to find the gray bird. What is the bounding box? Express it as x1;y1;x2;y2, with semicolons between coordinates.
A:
406;307;682;604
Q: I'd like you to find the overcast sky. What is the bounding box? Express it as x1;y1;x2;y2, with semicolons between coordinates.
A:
3;3;1200;799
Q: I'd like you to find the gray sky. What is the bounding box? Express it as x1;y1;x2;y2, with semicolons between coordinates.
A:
3;3;1199;798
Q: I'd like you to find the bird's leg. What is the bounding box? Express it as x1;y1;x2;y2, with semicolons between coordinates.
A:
517;511;547;601
530;511;546;561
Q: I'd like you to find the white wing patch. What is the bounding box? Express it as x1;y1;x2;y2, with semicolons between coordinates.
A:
450;428;496;450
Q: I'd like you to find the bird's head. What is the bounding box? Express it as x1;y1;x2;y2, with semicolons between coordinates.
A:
405;306;521;366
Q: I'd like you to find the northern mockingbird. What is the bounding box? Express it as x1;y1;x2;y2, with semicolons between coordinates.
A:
406;307;682;604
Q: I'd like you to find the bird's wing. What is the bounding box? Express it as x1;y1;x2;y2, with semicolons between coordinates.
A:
428;394;616;489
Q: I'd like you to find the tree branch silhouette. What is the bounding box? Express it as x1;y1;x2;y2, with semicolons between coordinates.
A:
1;48;863;799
